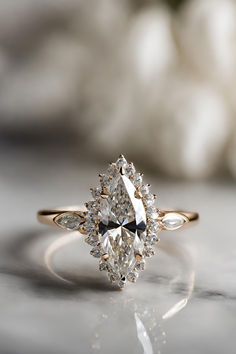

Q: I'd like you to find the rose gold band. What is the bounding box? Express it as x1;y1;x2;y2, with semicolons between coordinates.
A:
37;207;85;227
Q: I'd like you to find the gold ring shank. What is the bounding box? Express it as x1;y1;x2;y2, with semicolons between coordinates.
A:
37;207;199;231
179;211;199;222
37;206;86;227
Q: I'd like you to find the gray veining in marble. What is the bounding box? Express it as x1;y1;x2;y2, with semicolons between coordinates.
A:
0;152;235;354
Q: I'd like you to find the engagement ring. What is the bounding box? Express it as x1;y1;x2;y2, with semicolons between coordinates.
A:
38;155;198;288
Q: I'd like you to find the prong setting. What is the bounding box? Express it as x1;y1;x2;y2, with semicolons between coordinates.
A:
83;155;161;287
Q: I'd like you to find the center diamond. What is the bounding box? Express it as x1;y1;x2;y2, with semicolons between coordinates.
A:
85;155;160;287
99;174;146;278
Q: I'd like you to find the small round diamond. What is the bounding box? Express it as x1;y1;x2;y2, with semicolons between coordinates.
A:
148;220;159;233
91;187;101;200
107;163;118;177
87;211;99;223
86;201;98;211
85;222;97;234
135;259;145;271
116;156;127;169
144;246;155;258
108;272;119;283
85;235;99;246
145;233;159;244
140;184;149;196
84;224;98;237
99;174;110;187
90;247;101;258
99;263;108;271
147;206;158;219
127;272;138;282
125;163;136;177
133;173;142;187
145;194;155;206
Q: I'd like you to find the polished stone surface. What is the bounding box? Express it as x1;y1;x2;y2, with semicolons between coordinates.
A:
0;152;235;354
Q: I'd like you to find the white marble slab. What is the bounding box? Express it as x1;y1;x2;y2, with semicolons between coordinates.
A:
0;153;235;354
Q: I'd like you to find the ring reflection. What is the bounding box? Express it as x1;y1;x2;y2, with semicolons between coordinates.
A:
44;233;195;354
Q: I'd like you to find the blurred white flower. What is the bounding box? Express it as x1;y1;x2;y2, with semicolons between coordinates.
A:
128;6;178;84
177;0;236;86
0;0;235;180
146;75;230;179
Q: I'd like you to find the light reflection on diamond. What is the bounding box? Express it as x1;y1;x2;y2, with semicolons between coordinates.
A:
99;174;146;278
84;156;160;286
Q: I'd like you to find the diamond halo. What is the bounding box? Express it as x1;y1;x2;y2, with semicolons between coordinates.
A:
83;155;161;288
38;155;199;288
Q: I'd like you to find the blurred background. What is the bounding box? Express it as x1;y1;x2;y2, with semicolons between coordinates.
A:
0;0;236;179
0;1;236;354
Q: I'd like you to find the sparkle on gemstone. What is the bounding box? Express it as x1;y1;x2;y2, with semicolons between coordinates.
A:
116;156;128;168
144;245;155;257
85;223;97;233
90;247;101;258
145;194;155;206
140;184;149;196
127;271;138;282
55;212;83;231
85;156;160;286
108;272;119;283
85;235;100;246
107;163;118;177
145;233;159;244
91;187;101;200
135;259;145;271
86;201;98;211
99;174;146;279
133;173;143;187
148;220;159;233
147;206;158;219
125;163;136;177
162;213;186;230
99;174;111;188
99;262;108;271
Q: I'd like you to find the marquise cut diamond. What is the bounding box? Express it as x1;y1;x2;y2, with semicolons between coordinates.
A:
83;155;161;287
162;213;186;230
99;174;146;278
55;212;83;231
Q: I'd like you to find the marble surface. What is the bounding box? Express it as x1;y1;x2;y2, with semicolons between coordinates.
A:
0;151;236;354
